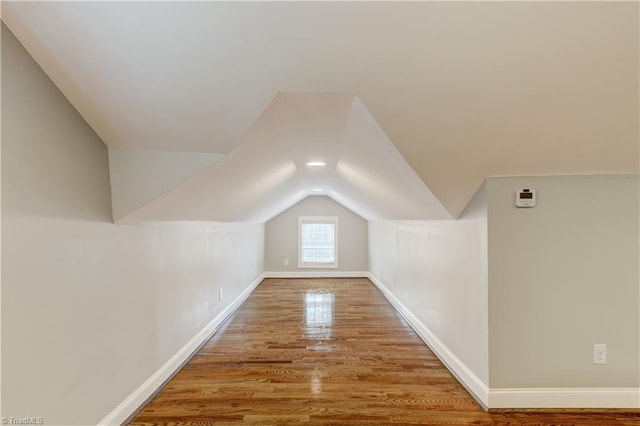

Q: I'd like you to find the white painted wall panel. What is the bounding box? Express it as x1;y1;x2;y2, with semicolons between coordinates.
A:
1;25;264;425
368;216;489;386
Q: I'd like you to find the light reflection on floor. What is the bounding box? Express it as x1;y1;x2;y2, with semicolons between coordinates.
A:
303;290;335;395
304;290;334;336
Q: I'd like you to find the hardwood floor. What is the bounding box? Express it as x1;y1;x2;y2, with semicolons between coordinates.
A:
130;278;638;425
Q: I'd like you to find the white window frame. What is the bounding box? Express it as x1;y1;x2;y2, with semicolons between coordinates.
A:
298;216;339;269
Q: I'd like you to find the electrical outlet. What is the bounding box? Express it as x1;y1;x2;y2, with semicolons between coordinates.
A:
284;258;289;266
218;289;223;302
593;344;607;365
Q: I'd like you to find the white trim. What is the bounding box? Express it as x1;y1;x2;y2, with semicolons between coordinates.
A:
489;388;640;409
98;273;265;426
264;271;368;279
297;263;339;269
367;272;640;410
367;272;490;409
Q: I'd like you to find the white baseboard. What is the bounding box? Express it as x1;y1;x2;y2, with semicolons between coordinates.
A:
489;388;640;409
98;273;265;426
264;271;368;278
367;272;490;409
98;270;639;421
367;273;640;410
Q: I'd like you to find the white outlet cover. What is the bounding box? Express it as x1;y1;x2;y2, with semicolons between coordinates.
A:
593;343;607;365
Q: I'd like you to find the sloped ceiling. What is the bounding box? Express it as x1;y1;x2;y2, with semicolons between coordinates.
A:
108;148;226;221
116;93;452;222
2;1;638;220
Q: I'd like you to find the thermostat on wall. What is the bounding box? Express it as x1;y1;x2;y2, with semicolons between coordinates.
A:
515;188;536;208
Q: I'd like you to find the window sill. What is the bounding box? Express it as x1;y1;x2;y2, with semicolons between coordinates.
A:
297;263;339;269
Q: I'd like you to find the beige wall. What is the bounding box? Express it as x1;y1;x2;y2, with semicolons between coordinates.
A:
1;25;264;425
265;196;368;272
487;175;639;388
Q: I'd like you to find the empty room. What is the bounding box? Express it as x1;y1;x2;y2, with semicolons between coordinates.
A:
1;1;639;425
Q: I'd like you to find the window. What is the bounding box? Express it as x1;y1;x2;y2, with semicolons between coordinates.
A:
298;216;338;268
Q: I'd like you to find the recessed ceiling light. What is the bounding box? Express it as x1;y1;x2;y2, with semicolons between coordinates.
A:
306;161;326;167
312;188;323;192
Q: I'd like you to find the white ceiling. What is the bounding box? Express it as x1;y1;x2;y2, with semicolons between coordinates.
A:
113;93;452;222
3;1;638;220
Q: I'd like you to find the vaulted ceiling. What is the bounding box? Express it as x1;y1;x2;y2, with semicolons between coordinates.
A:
3;1;638;221
111;93;452;222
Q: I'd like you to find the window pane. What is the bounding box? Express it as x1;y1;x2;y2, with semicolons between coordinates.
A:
301;223;335;263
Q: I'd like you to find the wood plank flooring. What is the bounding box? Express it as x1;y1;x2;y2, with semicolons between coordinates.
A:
130;278;639;425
